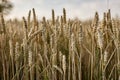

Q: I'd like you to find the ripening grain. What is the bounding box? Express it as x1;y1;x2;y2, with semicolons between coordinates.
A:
0;8;120;80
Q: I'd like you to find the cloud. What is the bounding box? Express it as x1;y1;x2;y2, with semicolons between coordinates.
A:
8;0;120;20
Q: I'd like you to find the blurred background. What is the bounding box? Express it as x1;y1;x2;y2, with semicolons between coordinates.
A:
1;0;120;20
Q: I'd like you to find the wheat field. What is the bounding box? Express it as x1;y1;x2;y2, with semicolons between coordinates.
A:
0;8;120;80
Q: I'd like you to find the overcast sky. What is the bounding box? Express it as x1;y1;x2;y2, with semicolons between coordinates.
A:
8;0;120;20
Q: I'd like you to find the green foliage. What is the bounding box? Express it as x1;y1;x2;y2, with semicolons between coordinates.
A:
0;1;13;15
